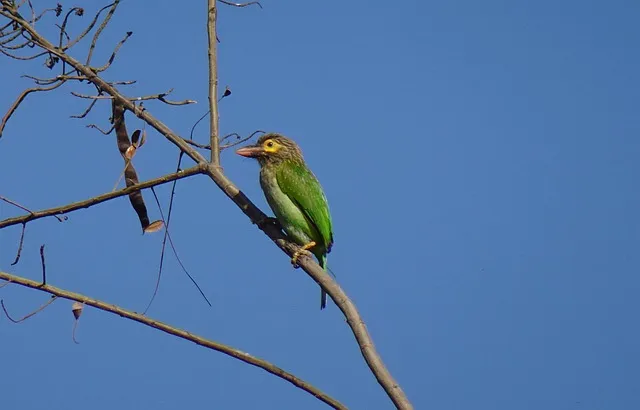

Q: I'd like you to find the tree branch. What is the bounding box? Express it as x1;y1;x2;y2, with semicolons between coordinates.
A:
0;271;346;410
0;165;206;230
207;0;220;165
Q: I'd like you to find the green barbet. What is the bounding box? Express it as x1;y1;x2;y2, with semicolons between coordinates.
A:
236;133;334;309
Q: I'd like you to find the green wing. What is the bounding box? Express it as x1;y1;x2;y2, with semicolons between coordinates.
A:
276;160;333;253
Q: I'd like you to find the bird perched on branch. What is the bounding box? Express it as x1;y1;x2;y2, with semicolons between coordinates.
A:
236;133;334;309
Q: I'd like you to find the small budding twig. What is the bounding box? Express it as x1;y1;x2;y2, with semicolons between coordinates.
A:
11;223;26;265
39;244;46;285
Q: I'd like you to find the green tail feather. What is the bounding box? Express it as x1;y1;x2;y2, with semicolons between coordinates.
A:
320;255;328;310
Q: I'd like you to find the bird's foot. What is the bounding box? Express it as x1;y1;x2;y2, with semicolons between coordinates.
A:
291;241;316;269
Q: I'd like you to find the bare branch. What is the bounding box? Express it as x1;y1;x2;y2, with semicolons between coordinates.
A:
0;82;65;138
0;165;206;230
0;271;347;410
86;123;115;135
22;73;87;85
85;2;119;63
0;29;22;45
184;138;211;150
71;98;99;119
93;30;131;72
0;195;65;222
207;0;220;164
57;7;83;49
71;89;196;106
0;45;47;60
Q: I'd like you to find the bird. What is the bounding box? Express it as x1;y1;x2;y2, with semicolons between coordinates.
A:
236;133;334;309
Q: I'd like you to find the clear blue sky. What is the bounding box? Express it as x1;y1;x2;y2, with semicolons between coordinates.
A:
1;1;639;409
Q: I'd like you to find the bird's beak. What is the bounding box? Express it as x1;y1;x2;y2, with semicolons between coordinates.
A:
235;145;264;158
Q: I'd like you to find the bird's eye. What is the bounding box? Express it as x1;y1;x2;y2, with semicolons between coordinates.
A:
266;141;274;148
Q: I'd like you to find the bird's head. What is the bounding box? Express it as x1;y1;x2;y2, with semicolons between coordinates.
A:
235;133;304;166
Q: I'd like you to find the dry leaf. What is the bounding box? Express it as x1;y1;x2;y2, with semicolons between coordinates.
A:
124;145;136;160
144;220;165;233
72;301;84;320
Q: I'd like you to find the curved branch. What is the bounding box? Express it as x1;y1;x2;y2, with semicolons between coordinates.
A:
0;271;346;410
0;82;65;138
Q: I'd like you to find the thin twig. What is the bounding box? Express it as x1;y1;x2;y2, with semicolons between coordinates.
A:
22;73;87;85
0;82;65;138
93;30;131;72
0;195;65;222
39;244;46;285
143;186;212;313
0;47;47;60
0;271;346;410
71;90;196;106
1;296;57;323
71;98;99;118
11;223;26;265
86;123;115;135
143;152;187;313
219;0;263;8
220;129;265;150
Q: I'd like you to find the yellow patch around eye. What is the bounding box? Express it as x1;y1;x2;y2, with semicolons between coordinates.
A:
263;139;281;153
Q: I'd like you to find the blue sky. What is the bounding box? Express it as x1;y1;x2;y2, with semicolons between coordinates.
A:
1;0;639;409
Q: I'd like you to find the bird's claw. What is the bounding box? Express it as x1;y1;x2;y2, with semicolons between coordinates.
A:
291;241;316;268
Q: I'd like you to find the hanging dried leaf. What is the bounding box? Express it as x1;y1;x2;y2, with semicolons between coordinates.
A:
131;129;141;146
144;220;165;233
124;145;136;160
72;301;84;320
138;129;147;148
